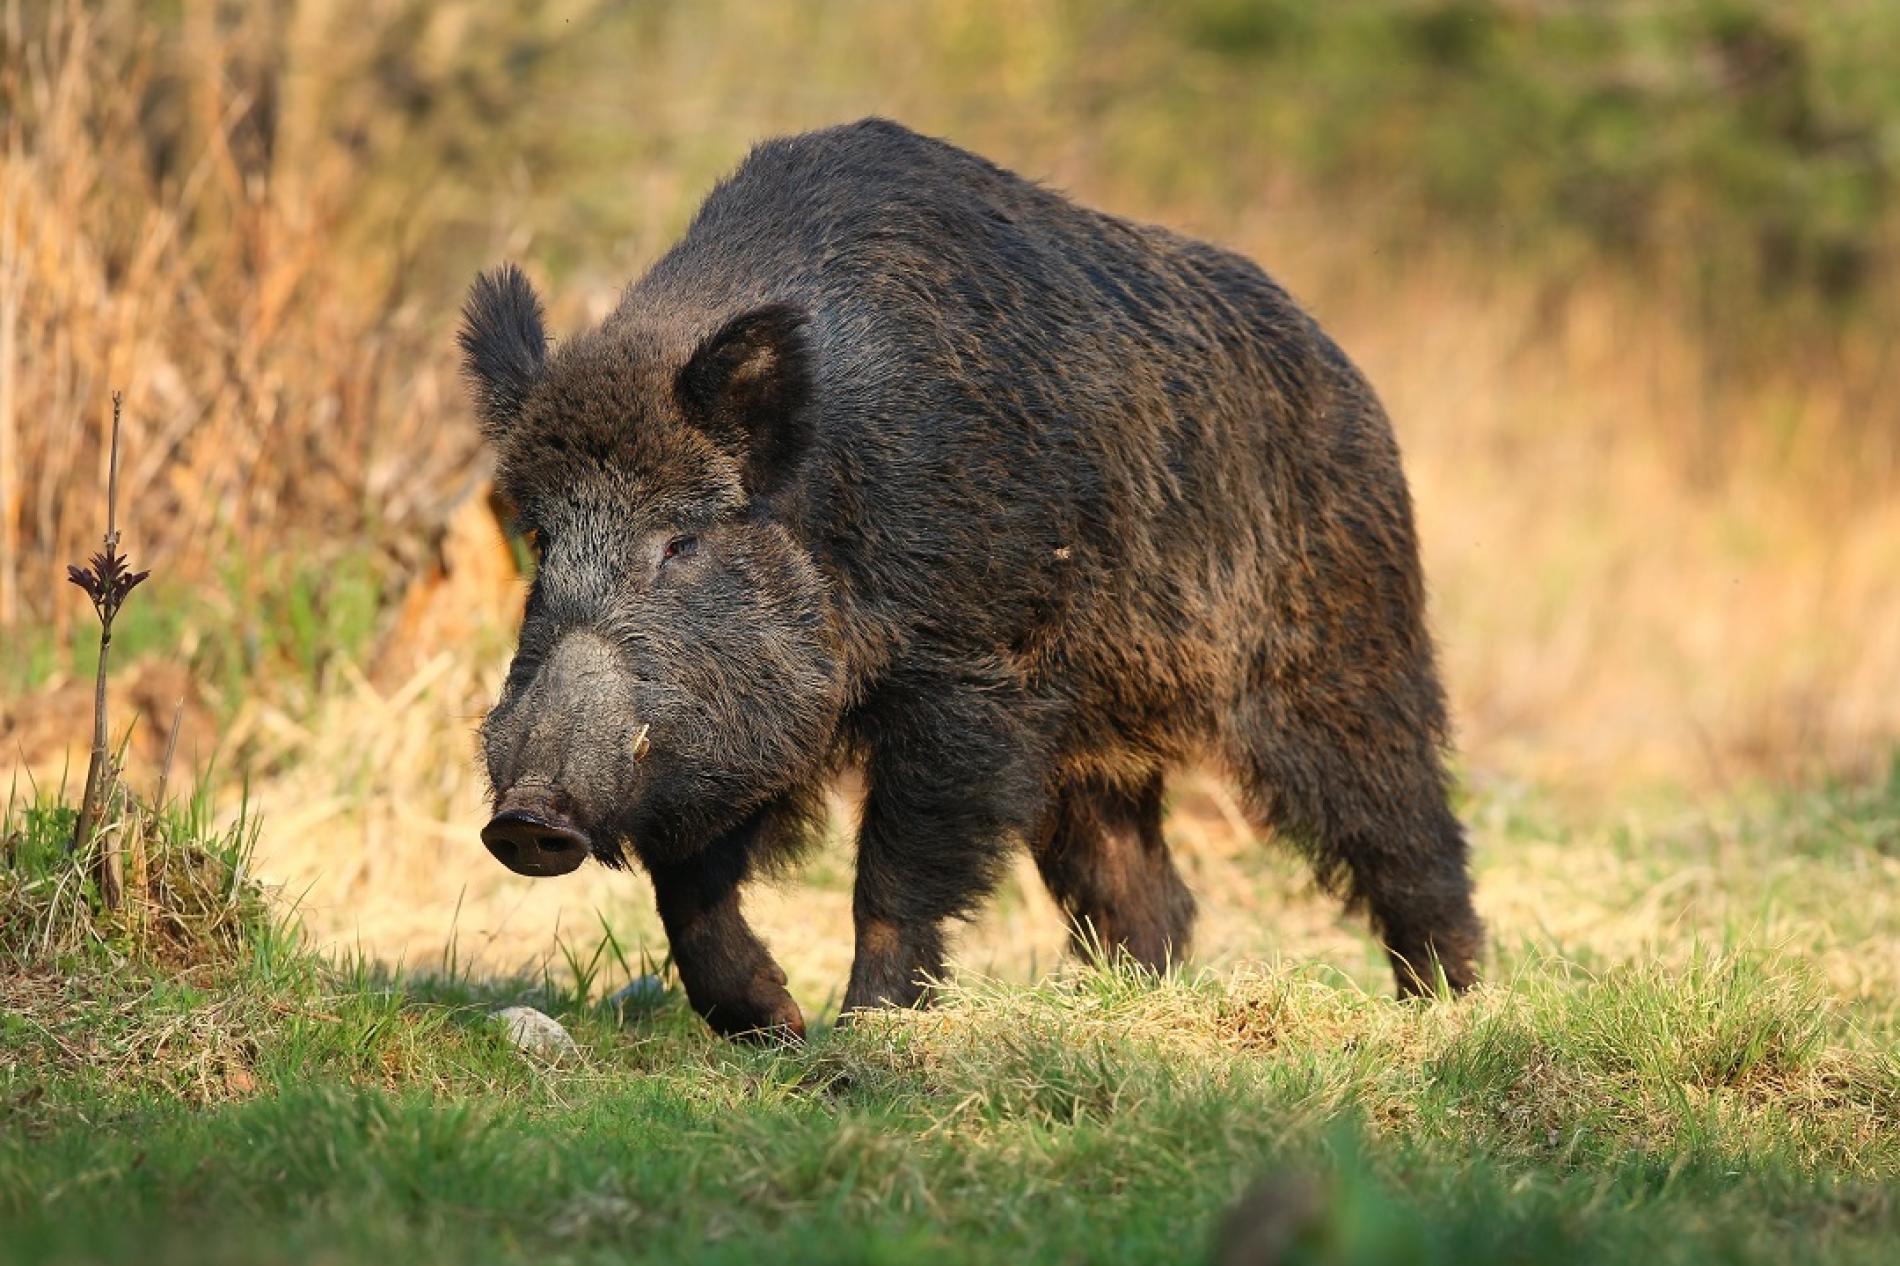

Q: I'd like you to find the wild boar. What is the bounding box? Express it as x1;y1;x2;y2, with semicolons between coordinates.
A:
461;119;1481;1038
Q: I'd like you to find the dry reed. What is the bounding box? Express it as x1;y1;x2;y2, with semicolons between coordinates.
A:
0;0;489;639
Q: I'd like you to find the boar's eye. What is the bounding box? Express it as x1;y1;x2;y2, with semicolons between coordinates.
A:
512;526;544;567
660;535;698;568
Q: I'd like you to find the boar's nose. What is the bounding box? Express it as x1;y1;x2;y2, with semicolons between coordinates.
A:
481;803;589;877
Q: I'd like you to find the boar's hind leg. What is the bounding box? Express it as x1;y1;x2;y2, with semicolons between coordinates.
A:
842;684;1049;1015
1032;770;1195;972
649;827;804;1041
1236;716;1482;998
1350;798;1482;998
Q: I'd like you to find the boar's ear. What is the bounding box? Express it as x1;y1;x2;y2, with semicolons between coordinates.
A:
458;264;548;440
676;303;813;493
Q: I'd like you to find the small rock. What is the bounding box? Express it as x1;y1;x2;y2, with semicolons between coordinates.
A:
494;1005;579;1060
550;1189;643;1239
608;974;670;1020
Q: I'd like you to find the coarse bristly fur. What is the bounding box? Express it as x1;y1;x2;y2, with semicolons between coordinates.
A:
460;118;1482;1039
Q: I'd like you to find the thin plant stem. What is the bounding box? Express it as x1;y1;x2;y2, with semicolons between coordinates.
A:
68;390;145;910
155;694;185;813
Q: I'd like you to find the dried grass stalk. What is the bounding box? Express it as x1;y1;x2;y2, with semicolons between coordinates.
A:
67;390;148;909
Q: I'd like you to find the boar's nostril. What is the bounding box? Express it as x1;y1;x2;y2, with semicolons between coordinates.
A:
482;807;590;878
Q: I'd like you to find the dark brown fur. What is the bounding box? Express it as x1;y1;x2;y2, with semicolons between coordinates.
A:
462;119;1481;1038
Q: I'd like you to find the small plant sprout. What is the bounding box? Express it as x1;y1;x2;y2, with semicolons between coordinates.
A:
66;390;150;910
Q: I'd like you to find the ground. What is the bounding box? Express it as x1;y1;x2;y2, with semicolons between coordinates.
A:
3;760;1896;1265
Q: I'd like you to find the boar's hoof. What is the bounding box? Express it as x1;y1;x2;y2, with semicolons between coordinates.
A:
482;807;589;877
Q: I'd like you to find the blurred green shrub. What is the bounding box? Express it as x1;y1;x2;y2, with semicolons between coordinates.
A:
1163;0;1897;342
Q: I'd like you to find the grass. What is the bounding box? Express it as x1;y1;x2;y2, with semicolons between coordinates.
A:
4;763;1898;1264
2;546;387;703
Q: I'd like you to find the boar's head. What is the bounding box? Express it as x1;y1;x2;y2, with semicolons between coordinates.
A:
458;264;843;875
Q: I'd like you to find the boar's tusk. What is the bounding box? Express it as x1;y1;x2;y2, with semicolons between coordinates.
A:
631;723;652;762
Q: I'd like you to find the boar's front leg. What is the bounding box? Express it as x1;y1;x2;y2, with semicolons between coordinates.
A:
842;681;1049;1013
648;826;803;1041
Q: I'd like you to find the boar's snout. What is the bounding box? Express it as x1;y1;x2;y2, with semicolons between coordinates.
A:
481;630;648;873
482;796;590;877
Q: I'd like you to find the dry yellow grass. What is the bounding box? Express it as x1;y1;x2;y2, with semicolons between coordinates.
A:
0;0;487;637
1305;251;1900;792
207;633;1900;1029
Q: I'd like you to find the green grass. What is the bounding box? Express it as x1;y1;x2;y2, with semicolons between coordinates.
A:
4;768;1899;1265
3;545;386;703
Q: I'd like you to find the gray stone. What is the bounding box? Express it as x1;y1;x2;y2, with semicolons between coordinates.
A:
493;1005;579;1060
608;974;670;1020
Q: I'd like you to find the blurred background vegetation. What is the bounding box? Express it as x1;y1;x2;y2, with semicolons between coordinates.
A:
3;0;1898;963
